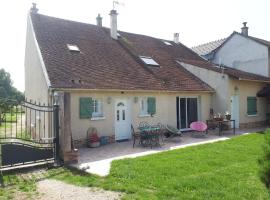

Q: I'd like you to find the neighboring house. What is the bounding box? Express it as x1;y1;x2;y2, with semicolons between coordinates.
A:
192;22;270;77
187;22;270;128
24;7;215;146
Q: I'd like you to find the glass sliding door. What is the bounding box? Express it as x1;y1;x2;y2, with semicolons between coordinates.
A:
176;97;198;130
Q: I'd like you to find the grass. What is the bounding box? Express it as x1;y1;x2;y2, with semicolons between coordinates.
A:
0;172;37;200
1;133;270;199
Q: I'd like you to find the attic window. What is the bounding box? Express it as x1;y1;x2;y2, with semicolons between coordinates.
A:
163;41;172;46
139;56;159;66
67;44;80;52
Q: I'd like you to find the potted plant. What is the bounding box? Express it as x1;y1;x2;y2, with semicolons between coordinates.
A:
89;133;100;148
87;127;100;148
225;111;231;120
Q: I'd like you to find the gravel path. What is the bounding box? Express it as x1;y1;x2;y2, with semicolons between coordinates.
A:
37;179;121;200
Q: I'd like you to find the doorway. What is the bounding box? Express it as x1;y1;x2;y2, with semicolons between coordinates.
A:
176;97;198;130
115;99;131;140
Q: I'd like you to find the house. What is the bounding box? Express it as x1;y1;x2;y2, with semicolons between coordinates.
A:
187;22;270;128
24;6;215;149
192;22;270;78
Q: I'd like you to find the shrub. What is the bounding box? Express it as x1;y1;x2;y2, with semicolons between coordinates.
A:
259;129;270;188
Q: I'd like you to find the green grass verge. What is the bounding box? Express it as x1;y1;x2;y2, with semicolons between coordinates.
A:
1;133;270;199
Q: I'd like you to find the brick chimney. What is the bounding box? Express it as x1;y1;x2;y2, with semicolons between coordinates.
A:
30;3;38;13
96;14;102;27
241;22;248;36
174;33;179;44
109;10;118;39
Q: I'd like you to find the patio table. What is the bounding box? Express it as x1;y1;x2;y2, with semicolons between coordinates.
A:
138;126;161;148
206;119;235;136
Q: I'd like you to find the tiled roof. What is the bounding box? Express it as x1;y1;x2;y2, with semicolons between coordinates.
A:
192;32;270;57
30;13;213;92
191;38;227;56
179;59;270;82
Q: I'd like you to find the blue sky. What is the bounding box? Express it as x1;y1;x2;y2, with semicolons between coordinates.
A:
1;0;270;92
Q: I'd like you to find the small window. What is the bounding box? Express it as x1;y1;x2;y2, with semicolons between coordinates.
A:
92;98;103;117
139;56;159;66
140;97;156;116
163;41;172;46
67;44;80;52
247;97;257;115
140;98;148;115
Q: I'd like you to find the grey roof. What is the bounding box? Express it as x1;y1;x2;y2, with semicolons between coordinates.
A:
191;38;227;56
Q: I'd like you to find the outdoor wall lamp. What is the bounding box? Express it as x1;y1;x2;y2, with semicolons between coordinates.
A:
234;86;239;94
53;92;60;105
107;97;112;104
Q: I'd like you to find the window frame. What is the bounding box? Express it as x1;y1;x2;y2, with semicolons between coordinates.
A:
139;97;149;116
91;98;104;118
247;96;257;116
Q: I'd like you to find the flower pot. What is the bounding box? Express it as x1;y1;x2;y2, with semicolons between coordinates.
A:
88;141;100;148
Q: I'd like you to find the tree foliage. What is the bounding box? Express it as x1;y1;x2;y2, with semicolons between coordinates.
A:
259;129;270;189
0;68;24;101
0;68;24;124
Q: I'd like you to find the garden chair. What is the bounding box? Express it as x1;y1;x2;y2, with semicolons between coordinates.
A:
190;121;208;137
131;124;141;148
166;125;182;138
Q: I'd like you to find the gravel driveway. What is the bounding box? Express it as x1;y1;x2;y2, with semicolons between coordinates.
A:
37;179;121;200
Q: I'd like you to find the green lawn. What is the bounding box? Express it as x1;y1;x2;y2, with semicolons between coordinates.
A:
1;133;270;200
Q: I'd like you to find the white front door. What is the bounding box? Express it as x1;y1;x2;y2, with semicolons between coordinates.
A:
115;100;131;141
230;95;239;128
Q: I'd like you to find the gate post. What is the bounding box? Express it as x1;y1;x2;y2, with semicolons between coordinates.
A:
53;104;61;165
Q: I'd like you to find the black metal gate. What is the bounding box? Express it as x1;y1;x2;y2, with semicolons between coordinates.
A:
0;98;59;170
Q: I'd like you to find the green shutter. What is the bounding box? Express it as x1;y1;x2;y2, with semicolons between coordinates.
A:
147;97;156;115
247;97;257;115
79;97;93;119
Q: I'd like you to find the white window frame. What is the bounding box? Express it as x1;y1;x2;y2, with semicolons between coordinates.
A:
91;98;104;118
139;97;150;117
139;56;159;66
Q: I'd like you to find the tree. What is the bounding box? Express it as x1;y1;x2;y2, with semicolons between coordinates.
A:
259;129;270;189
0;68;24;125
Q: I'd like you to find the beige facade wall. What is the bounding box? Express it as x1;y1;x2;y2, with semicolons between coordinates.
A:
229;80;267;125
181;62;230;113
69;90;211;140
24;14;52;138
181;62;268;127
24;14;50;105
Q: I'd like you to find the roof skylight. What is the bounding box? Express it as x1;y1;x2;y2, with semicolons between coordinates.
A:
139;56;159;66
163;41;172;46
67;44;80;52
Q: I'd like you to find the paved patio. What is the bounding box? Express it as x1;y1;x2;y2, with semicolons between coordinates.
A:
72;127;267;176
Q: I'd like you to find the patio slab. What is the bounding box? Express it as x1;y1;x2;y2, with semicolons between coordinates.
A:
72;127;267;176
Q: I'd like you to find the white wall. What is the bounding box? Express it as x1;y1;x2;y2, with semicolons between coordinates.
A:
24;14;52;138
181;62;230;114
213;34;269;77
24;14;50;105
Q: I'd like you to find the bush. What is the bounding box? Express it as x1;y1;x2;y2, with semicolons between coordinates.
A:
259;129;270;188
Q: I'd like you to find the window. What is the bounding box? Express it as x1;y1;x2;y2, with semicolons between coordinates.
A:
139;56;159;66
79;97;103;119
92;99;103;117
140;98;148;115
247;97;257;115
140;97;156;116
67;44;80;52
163;41;172;46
